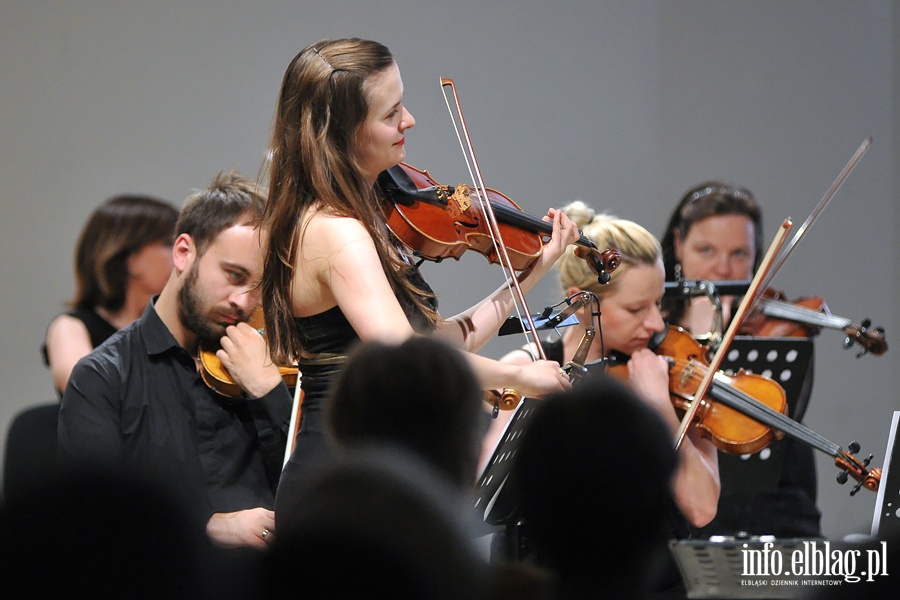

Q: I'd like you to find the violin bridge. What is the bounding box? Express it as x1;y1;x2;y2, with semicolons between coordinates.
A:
679;363;697;389
451;184;471;213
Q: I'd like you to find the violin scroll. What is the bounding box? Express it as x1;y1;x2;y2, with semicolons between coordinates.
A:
485;388;522;411
835;441;881;495
843;318;887;358
574;246;621;284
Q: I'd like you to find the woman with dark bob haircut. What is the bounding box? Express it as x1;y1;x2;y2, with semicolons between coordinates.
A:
43;194;178;395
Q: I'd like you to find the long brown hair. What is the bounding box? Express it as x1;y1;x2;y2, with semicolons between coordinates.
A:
261;38;437;365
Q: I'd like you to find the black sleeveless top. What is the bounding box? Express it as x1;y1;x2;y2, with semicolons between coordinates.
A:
292;263;436;411
42;307;117;397
275;263;437;529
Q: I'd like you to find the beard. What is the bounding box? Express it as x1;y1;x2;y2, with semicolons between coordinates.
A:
177;262;244;346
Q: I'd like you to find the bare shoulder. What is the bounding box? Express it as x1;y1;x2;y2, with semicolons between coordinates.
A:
301;208;376;258
46;313;90;342
292;207;385;314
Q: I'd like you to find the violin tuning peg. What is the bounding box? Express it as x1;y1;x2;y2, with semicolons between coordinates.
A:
850;481;862;496
836;470;849;485
862;318;872;329
848;441;861;453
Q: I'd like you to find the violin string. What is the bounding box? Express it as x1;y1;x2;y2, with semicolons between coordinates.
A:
439;81;513;282
439;81;526;328
675;360;840;456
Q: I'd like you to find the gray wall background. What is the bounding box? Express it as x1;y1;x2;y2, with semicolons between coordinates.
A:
1;1;895;541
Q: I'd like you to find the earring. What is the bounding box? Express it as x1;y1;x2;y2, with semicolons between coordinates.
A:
674;262;682;280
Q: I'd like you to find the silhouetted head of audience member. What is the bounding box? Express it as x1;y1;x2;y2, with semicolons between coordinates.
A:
509;373;679;598
326;336;486;487
0;469;203;600
262;446;489;599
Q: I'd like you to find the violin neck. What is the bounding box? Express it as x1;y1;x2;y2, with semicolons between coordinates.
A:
490;201;595;251
707;373;841;458
758;297;850;331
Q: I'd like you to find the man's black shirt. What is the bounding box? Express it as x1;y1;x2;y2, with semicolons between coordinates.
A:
58;299;292;526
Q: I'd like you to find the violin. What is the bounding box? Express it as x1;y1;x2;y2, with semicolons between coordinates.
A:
198;306;299;398
740;288;887;357
607;324;881;495
608;325;788;456
378;163;621;283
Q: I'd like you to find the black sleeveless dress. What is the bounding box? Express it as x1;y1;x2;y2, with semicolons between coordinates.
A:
274;265;436;529
42;307;117;398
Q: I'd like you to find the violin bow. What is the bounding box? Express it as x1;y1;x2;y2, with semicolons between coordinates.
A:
758;134;873;294
674;218;793;450
677;134;873;448
440;77;548;360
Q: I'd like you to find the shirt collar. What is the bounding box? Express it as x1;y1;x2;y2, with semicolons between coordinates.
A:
140;296;184;357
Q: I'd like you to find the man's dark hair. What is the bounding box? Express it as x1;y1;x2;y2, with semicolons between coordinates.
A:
176;170;267;256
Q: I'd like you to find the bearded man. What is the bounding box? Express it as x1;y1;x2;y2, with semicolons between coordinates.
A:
59;171;291;550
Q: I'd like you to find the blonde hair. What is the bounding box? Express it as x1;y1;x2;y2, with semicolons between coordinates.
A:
556;200;661;300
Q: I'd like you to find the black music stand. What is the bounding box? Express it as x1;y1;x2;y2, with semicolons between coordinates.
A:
871;411;900;538
672;337;819;596
472;397;542;559
474;398;538;526
715;336;815;493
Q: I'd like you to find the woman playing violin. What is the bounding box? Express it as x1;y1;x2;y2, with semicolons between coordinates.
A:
489;202;718;597
495;202;720;525
259;38;579;525
660;182;821;538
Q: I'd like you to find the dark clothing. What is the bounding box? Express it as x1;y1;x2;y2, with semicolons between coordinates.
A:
532;338;691;598
699;437;820;538
277;305;355;487
58;299;292;530
42;307;118;398
275;262;436;528
696;345;821;539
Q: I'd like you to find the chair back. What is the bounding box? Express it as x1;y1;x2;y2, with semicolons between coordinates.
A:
3;402;60;504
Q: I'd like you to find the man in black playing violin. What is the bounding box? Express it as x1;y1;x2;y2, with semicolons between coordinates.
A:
58;171;292;551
